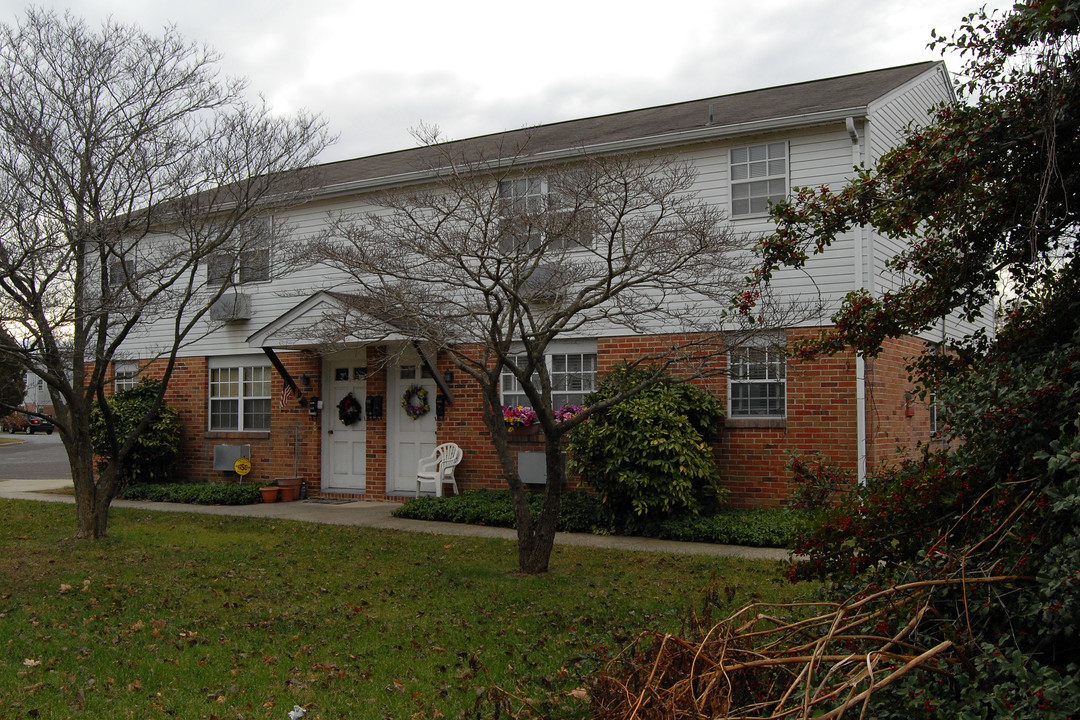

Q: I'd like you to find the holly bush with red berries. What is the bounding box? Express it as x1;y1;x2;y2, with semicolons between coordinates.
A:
750;3;1080;717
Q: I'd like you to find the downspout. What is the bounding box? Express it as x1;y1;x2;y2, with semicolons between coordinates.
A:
847;117;868;485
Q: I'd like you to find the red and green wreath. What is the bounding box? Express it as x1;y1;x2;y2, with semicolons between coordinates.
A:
401;385;430;420
337;392;362;425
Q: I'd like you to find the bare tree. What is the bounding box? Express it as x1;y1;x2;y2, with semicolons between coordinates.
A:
0;9;331;538
314;130;773;574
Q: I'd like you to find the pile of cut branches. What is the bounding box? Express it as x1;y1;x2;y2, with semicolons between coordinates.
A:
588;573;1027;720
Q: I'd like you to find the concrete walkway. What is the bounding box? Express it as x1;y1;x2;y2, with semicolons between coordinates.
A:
0;477;791;561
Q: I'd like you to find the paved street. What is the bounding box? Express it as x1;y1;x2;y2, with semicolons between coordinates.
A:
0;432;71;480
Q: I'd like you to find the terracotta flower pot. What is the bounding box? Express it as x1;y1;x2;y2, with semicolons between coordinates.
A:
276;478;301;502
260;487;279;503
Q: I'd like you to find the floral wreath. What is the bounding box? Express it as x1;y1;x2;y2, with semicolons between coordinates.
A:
337;392;362;425
401;384;430;420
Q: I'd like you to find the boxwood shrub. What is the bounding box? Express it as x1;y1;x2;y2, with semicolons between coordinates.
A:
393;489;804;548
120;481;262;506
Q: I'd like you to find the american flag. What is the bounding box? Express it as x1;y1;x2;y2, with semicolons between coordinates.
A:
280;383;293;409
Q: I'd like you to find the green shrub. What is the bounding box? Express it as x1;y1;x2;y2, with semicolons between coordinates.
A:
90;378;182;485
567;364;726;520
121;482;261;505
394;490;797;547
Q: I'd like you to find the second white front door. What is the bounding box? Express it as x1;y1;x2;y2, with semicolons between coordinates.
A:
387;356;437;495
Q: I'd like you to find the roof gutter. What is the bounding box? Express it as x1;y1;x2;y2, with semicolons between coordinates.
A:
315;106;872;200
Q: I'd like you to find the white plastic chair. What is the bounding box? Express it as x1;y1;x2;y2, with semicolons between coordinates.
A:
416;442;463;497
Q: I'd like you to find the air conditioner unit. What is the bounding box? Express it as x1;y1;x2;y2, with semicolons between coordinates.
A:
213;444;251;471
209;293;253;322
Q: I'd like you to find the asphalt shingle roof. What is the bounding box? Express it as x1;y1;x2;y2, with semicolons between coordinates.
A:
315;61;942;190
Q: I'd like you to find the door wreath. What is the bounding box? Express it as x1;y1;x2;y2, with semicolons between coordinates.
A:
401;385;430;420
337;392;363;425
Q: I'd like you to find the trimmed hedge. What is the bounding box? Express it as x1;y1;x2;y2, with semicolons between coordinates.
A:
120;482;262;506
393;490;805;548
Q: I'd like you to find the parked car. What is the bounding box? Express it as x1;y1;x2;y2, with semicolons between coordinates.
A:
2;411;54;435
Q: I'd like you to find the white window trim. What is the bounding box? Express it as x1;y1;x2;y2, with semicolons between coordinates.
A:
208;356;273;432
728;341;787;419
729;141;789;219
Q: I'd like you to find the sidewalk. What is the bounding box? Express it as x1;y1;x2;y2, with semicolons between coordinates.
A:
0;477;791;561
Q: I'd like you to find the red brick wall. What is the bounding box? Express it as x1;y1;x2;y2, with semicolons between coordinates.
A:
121;328;932;507
865;335;939;468
132;353;323;490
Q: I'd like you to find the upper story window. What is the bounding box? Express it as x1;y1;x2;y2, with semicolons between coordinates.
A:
497;177;593;252
730;142;788;217
729;344;786;417
107;258;135;289
209;361;272;431
208;243;270;286
501;351;597;409
208;217;273;286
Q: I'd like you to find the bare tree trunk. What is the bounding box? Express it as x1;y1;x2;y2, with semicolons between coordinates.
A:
64;418;117;539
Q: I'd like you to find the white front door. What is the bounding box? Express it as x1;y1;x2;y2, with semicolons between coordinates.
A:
322;351;367;492
387;356;438;495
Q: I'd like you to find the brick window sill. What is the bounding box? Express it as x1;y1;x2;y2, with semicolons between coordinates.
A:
204;431;271;440
725;418;787;430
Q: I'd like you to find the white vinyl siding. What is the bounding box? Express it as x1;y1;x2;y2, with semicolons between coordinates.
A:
730;142;788;217
209;364;272;431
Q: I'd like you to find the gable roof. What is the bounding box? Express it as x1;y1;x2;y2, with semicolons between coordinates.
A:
314;61;945;194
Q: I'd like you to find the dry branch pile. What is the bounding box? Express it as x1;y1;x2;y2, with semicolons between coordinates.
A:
588;574;1026;720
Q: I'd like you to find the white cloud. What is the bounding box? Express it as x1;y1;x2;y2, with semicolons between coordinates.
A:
1;0;1013;161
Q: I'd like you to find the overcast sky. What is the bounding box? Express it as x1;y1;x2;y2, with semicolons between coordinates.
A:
2;1;1012;164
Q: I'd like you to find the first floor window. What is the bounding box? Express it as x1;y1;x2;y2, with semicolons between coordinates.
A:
729;344;786;417
114;361;139;393
501;352;597;408
210;363;272;431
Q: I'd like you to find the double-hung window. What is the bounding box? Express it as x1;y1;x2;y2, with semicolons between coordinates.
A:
729;344;786;417
209;360;272;431
501;351;597;408
208;244;270;286
108;258;136;289
208;217;272;286
114;361;139;393
730;142;788;217
497;177;593;252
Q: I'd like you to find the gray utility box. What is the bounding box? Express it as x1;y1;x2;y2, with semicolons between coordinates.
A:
213;444;251;471
517;451;566;485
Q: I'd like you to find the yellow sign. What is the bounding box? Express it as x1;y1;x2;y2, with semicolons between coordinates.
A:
233;457;252;476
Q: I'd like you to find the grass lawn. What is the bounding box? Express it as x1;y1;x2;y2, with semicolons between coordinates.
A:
0;499;812;720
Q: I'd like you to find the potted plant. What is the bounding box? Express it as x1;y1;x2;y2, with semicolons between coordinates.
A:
276;477;301;502
259;483;279;503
